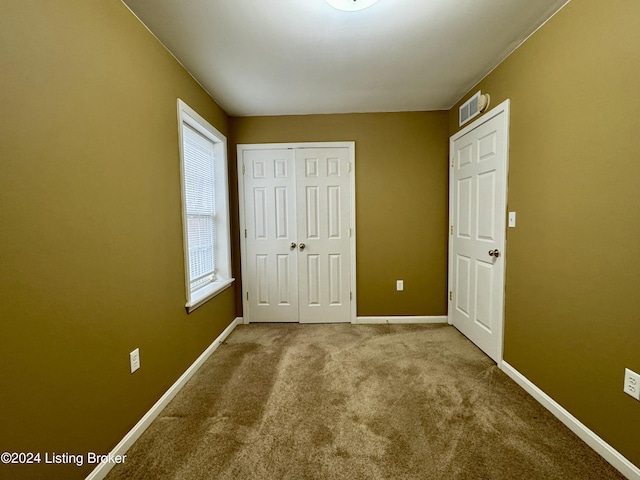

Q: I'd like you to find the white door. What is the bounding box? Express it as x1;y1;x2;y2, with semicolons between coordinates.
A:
296;148;351;324
243;149;298;322
449;102;509;364
241;145;354;324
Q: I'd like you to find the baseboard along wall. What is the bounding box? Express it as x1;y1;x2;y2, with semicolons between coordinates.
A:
86;317;244;480
355;316;448;324
501;362;640;480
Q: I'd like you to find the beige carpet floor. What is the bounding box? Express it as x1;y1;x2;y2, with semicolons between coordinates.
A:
106;324;625;480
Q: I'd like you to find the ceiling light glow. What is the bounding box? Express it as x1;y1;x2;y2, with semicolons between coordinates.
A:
325;0;379;12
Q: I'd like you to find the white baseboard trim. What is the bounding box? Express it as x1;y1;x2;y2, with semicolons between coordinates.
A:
501;362;640;480
86;317;243;480
355;316;448;324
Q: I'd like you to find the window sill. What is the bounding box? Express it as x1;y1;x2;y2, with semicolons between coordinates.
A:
186;278;235;313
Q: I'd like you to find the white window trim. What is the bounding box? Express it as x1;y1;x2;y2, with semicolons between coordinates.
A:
177;99;234;312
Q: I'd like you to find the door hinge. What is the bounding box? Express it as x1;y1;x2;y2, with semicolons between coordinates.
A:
246;292;249;300
349;163;352;173
244;229;247;238
450;226;454;235
449;291;453;301
350;292;352;301
349;228;352;237
242;163;245;175
451;157;454;168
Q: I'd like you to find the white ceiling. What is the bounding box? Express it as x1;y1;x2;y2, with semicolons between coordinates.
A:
122;0;569;116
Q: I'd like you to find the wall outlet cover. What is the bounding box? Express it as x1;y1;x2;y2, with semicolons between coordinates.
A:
130;348;141;374
623;368;640;401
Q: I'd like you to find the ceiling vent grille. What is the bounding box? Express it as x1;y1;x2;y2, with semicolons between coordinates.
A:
459;91;482;127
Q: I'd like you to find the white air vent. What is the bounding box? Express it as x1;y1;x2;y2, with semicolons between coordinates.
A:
459;91;482;127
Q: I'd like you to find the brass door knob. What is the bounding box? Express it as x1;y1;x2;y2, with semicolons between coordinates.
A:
488;249;501;258
299;243;306;251
290;242;297;249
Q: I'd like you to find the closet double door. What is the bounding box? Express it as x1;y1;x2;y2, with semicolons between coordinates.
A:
240;145;354;323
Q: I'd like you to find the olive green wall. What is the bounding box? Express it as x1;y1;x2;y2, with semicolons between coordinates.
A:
450;0;640;467
231;113;449;317
0;1;236;479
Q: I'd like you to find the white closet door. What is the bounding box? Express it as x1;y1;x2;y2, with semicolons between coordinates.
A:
243;149;298;322
296;148;351;324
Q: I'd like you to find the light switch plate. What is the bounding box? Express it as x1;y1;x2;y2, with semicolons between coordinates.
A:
508;212;516;228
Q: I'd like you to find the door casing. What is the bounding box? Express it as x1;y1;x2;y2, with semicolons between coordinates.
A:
448;99;510;365
237;142;357;324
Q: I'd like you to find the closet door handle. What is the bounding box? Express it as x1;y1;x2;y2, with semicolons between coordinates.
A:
290;242;297;249
299;243;306;251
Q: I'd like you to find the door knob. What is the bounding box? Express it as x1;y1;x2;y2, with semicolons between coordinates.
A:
290;242;297;249
488;249;500;258
299;243;306;251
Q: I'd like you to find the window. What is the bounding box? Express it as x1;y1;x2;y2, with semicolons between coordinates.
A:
178;99;233;312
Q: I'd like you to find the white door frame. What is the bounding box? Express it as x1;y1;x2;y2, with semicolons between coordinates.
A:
237;142;357;324
448;99;510;365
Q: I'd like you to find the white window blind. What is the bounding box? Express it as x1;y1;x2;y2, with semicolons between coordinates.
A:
183;122;216;292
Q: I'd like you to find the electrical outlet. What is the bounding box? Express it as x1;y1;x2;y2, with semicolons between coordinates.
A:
396;280;404;291
130;348;140;374
623;368;640;401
